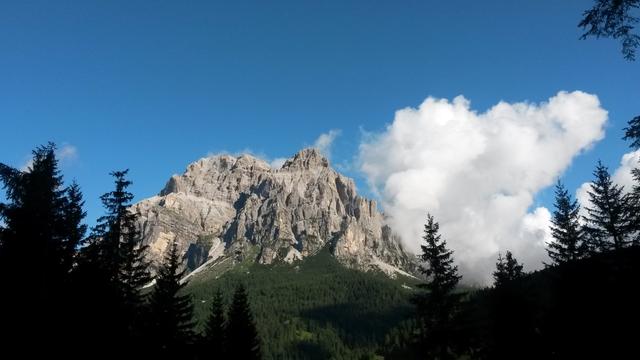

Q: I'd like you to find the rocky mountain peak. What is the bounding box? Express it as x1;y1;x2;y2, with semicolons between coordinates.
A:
133;148;416;279
281;148;329;170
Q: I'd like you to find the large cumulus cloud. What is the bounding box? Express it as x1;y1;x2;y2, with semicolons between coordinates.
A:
358;91;608;284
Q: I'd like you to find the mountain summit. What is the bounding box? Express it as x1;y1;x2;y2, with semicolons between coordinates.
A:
132;148;415;278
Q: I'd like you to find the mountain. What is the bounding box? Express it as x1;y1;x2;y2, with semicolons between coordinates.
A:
132;148;416;278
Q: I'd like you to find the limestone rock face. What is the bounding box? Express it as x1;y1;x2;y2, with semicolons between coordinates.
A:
132;148;416;277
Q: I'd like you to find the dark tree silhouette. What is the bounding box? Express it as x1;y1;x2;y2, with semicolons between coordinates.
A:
413;214;462;360
0;143;80;354
487;250;539;360
60;181;87;274
493;251;524;288
547;181;587;265
583;161;633;251
227;284;262;360
202;290;227;357
148;239;195;355
623;115;640;149
73;170;150;353
579;0;640;60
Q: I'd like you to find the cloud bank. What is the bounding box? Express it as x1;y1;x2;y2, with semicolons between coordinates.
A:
358;91;608;284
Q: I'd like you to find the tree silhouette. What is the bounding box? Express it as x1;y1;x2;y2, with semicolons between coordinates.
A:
493;251;524;288
0;143;80;354
202;290;227;358
583;161;633;251
547;181;587;265
148;239;195;355
413;214;462;360
579;0;640;60
227;284;261;360
623;115;640;149
73;169;149;353
488;251;539;360
60;181;87;275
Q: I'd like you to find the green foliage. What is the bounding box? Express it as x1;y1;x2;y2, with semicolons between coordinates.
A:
187;248;417;359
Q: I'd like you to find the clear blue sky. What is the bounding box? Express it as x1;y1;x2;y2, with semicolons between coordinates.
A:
1;0;638;224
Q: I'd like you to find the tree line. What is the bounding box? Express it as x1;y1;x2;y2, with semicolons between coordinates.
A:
0;145;261;359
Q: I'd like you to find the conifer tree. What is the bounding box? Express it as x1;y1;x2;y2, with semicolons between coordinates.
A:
547;181;587;265
148;239;195;354
0;143;67;285
623;115;640;149
493;251;524;288
623;120;640;245
583;162;633;251
202;290;227;356
628;167;640;245
74;170;150;350
227;284;261;360
413;214;462;359
60;181;87;274
0;143;77;352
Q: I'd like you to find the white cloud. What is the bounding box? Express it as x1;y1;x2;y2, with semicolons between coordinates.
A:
576;182;593;221
358;91;608;284
612;150;640;190
57;144;78;163
269;157;287;169
20;159;33;172
313;129;341;159
20;143;79;172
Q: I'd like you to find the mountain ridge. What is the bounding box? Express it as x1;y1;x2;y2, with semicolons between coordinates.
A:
132;148;417;278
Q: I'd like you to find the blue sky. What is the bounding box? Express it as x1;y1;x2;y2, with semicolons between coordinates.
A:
1;0;638;226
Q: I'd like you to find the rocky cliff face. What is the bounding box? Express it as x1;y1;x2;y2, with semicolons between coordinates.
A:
132;148;416;278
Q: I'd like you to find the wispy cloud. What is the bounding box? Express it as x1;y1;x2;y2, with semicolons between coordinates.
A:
313;129;341;159
20;143;79;172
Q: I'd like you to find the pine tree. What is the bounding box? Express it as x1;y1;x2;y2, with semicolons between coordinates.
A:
202;290;227;357
628;167;640;246
583;162;633;251
489;250;535;359
0;143;68;286
148;239;195;355
623;115;640;150
0;143;80;353
227;284;261;360
413;214;462;360
623;119;640;245
60;181;87;274
547;181;587;265
493;251;524;288
74;169;150;352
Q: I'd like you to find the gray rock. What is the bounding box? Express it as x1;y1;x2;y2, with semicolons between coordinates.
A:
132;148;416;278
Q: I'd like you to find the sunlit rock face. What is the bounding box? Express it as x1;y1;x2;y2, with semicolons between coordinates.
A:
132;148;416;277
